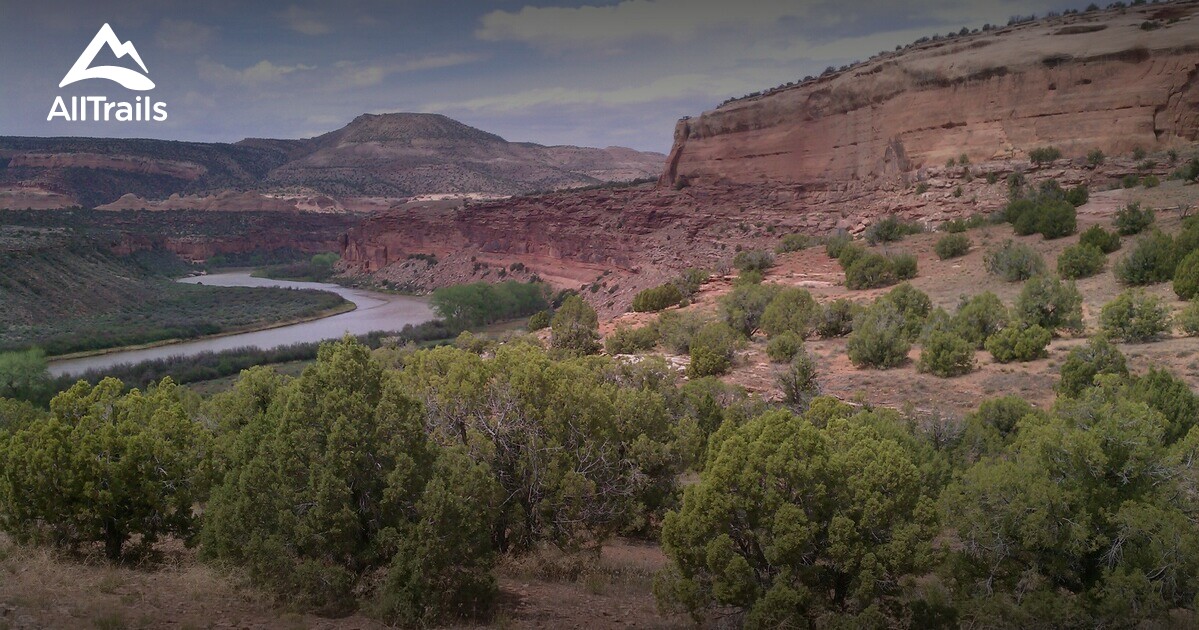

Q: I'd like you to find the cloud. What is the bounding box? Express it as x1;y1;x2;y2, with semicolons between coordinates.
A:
425;71;780;113
280;5;329;35
154;17;215;52
476;0;811;50
155;18;215;52
198;59;316;86
333;53;483;87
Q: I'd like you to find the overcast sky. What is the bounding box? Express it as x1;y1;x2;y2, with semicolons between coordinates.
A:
0;0;1096;152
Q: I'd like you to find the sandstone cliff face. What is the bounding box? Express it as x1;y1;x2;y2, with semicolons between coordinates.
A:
661;4;1199;188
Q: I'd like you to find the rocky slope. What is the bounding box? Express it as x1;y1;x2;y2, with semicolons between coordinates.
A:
341;4;1199;312
661;2;1199;188
0;113;664;210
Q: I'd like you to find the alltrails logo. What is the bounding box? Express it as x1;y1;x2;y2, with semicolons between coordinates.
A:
48;23;168;122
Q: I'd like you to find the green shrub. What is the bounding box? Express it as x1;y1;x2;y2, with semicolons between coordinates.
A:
687;323;739;377
847;302;911;369
864;216;923;245
604;324;659;354
1007;200;1040;235
984;240;1046;281
733;269;763;286
877;282;933;341
952;292;1009;348
1179;302;1199;336
889;253;918;280
631;284;683;312
0;379;208;561
201;339;499;619
1057;336;1128;397
657;405;935;626
985;324;1051;362
720;283;780;336
550;295;600;356
672;268;709;297
1143;175;1160;188
1174;156;1199;182
1099;290;1171;342
1127;368;1199;443
766;331;805;363
844;252;896;289
760;288;819;338
935;233;971;260
1015;275;1083;332
1057;243;1106;279
816;299;860;338
1065;184;1089;207
824;232;852;258
1122;174;1141;189
1079;225;1121;253
1011;206;1040;236
1114;231;1176;285
1114;202;1154;235
1086;149;1105;167
1174;249;1199;300
657;310;708;353
975;396;1036;438
918;330;975;377
836;242;868;270
1029;146;1062;164
0;349;51;403
1037;200;1077;239
526;310;551;331
776;233;810;253
732;249;775;272
777;350;820;411
431;281;550;330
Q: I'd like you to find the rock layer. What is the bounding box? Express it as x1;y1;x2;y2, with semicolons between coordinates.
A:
661;4;1199;188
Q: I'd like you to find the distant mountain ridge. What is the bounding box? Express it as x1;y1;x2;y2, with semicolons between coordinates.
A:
0;113;665;210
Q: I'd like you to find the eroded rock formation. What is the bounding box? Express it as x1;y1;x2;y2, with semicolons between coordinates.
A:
661;4;1199;188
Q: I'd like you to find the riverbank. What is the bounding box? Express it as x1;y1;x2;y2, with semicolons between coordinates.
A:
49;272;435;377
47;301;357;362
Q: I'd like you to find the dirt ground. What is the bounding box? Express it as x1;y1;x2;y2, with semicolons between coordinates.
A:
0;535;681;629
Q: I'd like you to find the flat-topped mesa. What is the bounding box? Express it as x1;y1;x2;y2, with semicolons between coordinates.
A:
661;3;1199;189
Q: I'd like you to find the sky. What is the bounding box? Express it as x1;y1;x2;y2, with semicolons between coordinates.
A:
0;0;1097;152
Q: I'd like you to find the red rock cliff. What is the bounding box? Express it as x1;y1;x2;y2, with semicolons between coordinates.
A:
661;4;1199;188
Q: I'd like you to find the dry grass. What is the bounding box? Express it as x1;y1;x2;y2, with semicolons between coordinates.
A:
0;533;381;629
0;532;684;629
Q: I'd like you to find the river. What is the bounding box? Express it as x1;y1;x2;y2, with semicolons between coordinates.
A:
47;272;435;377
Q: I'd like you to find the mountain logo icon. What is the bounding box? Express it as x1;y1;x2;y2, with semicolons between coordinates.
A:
59;23;155;91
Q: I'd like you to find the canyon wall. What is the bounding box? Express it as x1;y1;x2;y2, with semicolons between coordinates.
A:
661;5;1199;188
